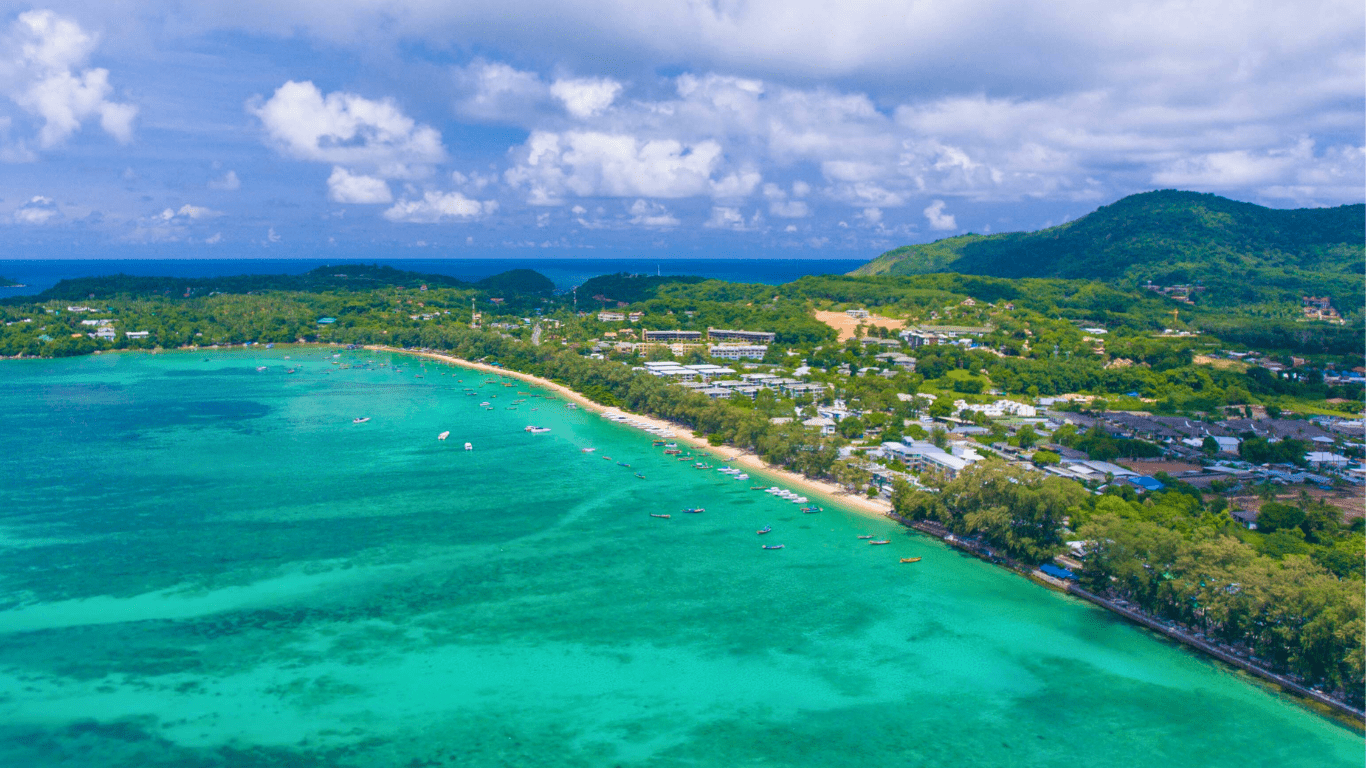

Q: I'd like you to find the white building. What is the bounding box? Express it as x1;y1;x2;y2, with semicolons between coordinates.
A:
845;308;869;319
804;417;837;436
125;331;150;339
597;311;625;322
951;399;1038;418
1305;451;1350;469
709;344;767;360
880;440;977;479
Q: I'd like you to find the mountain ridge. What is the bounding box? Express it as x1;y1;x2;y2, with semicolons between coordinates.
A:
852;190;1364;309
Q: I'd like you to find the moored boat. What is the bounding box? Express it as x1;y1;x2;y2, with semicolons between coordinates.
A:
900;557;922;563
464;442;473;450
353;417;370;424
857;535;874;540
757;526;772;535
650;513;671;519
582;447;596;453
682;507;704;514
869;540;891;545
438;431;450;441
762;544;784;550
635;473;646;479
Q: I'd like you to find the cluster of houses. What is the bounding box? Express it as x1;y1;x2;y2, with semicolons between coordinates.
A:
638;361;827;400
601;328;777;361
898;324;993;349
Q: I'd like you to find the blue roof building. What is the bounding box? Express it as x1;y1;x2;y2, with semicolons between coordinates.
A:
1125;475;1165;492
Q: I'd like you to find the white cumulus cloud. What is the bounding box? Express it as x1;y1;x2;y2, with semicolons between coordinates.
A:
13;195;59;224
506;130;723;204
383;191;498;223
161;203;220;220
627;199;679;228
250;81;445;176
327;166;392;204
922;199;956;230
1;10;137;153
704;206;762;231
550;77;622;119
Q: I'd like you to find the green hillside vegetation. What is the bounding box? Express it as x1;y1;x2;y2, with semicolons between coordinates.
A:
474;268;555;296
26;264;549;301
854;190;1364;310
576;272;707;305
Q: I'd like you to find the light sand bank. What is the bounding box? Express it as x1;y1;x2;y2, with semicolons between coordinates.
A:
371;346;895;521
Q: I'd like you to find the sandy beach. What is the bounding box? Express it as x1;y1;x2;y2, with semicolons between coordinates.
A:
372;345;895;520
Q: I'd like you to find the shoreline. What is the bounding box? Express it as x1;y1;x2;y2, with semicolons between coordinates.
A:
370;345;895;521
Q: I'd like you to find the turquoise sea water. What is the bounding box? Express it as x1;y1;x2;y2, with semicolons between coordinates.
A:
0;349;1358;767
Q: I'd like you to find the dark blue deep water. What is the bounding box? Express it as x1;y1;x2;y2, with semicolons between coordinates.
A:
0;258;867;298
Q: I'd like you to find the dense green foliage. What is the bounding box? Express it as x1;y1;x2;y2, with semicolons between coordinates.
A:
27;264;483;300
576;272;706;305
894;465;1365;704
473;268;555;296
854;190;1365;310
893;464;1088;563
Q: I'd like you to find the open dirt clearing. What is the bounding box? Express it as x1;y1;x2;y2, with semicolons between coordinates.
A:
813;310;906;342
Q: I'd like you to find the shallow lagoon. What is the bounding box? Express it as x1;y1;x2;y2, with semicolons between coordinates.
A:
0;349;1358;766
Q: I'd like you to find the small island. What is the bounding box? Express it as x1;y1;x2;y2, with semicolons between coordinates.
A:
0;276;21;288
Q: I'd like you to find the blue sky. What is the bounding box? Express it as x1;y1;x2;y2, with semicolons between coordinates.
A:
0;1;1362;260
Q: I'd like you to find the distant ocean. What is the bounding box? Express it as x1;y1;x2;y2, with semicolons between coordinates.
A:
0;258;867;298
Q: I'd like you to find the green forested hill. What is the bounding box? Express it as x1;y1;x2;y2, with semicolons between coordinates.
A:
853;190;1364;310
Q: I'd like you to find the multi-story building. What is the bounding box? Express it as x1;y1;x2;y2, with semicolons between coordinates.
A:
707;328;776;344
597;311;626;322
709;344;767;360
643;329;702;342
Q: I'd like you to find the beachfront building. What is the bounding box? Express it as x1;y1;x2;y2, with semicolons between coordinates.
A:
125;331;150;339
845;308;870;319
709;344;767;360
804;417;837;436
880;440;979;479
707;328;776;344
